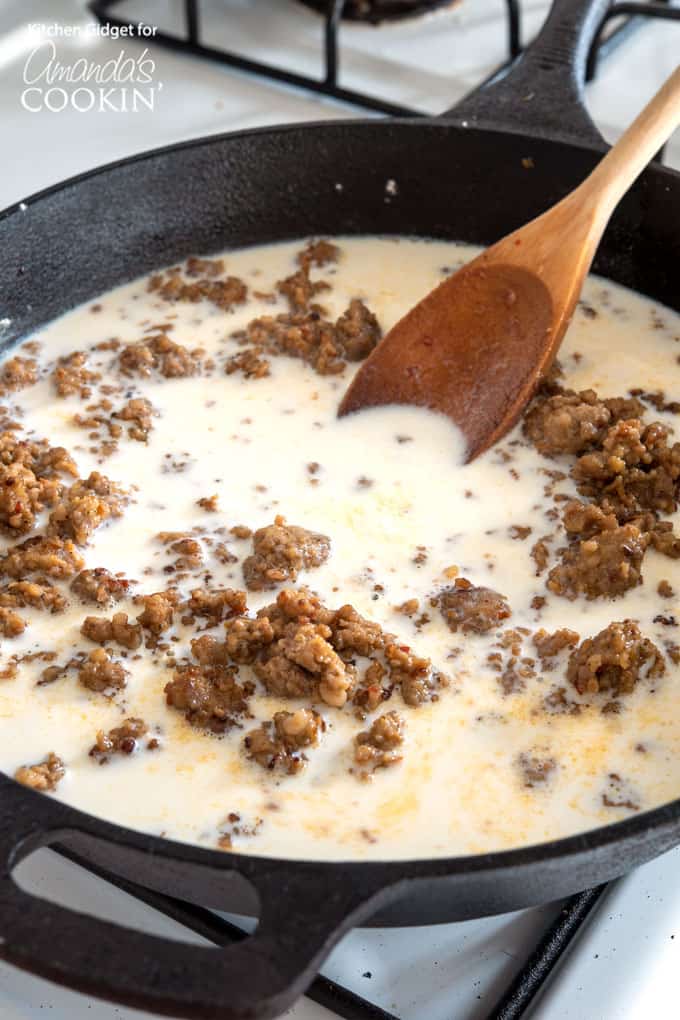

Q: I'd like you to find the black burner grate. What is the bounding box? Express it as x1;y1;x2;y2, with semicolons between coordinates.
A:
89;0;679;116
53;843;607;1020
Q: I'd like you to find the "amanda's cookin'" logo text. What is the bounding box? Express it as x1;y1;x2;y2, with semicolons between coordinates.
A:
21;37;162;113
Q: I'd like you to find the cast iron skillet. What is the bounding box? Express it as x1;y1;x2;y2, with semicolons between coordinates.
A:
0;1;679;1017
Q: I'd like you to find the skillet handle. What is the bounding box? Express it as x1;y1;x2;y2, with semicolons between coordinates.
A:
0;777;396;1020
444;0;611;147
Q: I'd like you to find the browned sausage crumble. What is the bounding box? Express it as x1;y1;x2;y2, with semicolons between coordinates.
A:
525;374;680;599
0;428;78;535
78;648;128;693
242;515;330;591
0;579;67;614
148;262;247;312
165;661;254;734
89;718;150;762
15;752;65;791
245;708;324;774
47;472;127;545
567;620;665;697
0;356;38;395
180;587;247;627
52;351;101;398
0;536;84;580
229;243;380;378
438;578;511;634
135;589;179;639
81;612;143;650
547;518;648;600
354;711;405;777
532;628;580;669
0;606;25;637
71;567;131;605
118;331;208;379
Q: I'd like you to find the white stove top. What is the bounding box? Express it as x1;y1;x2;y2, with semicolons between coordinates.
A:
0;2;679;1018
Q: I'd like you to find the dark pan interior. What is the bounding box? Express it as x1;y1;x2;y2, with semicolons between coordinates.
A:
1;120;679;354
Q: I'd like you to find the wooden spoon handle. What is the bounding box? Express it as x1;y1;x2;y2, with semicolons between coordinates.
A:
582;65;680;224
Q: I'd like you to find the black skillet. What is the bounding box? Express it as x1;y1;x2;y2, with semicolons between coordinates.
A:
0;0;679;1016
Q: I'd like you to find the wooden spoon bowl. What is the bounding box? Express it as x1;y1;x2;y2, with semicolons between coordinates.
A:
339;65;680;461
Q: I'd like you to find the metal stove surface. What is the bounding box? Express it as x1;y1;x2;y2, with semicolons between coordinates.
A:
0;2;679;1018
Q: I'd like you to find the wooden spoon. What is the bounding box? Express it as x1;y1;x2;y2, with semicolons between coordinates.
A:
339;66;680;462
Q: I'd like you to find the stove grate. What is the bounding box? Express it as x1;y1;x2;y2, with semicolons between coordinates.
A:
89;0;678;116
53;844;608;1020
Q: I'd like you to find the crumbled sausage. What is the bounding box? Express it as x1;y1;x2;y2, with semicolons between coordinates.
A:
156;533;204;572
81;612;143;650
71;568;130;605
547;521;647;600
185;256;224;277
52;351;100;398
297;239;340;269
354;711;405;776
257;620;352;706
89;718;148;762
0;430;78;535
78;648;127;693
573;419;680;516
118;332;206;379
395;598;419;616
0;579;67;614
649;520;680;559
352;661;392;716
225;349;271;379
0;461;58;534
165;663;253;733
333;299;382;361
438;578;511;634
231;298;381;379
0;606;25;637
0;536;84;579
524;388;644;458
243;515;330;590
567;620;665;697
148;266;247;311
562;500;618;538
191;633;232;666
0;356;38;395
47;472;126;544
221;615;276;664
244;708;323;774
181;588;247;627
533;628;580;667
135;589;179;637
530;539;551;574
277;264;329;313
331;603;387;658
231;524;252;539
523;390;612;456
197;494;219;512
113;397;156;442
14;752;65;791
384;642;441;706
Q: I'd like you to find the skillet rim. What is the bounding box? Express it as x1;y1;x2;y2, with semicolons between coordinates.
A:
1;116;680;879
2;112;678;227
